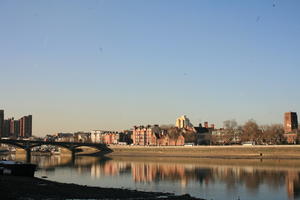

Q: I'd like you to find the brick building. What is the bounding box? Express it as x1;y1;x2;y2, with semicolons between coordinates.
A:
19;115;32;138
0;110;32;138
284;112;299;144
132;125;185;146
132;125;161;145
284;112;298;133
91;130;122;144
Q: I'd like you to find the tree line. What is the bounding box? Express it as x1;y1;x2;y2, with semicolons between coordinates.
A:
210;119;286;145
161;119;289;145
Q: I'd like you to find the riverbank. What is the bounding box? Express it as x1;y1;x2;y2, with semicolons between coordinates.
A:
108;145;300;159
0;175;203;200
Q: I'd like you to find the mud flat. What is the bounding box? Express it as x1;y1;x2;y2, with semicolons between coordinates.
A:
108;145;300;159
0;176;203;200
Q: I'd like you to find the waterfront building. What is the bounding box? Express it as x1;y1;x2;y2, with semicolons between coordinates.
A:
193;122;217;145
0;110;31;138
102;132;119;144
19;115;32;138
56;133;74;142
284;112;298;133
119;130;133;144
132;125;161;145
91;130;105;143
157;134;185;146
91;130;121;144
44;134;58;142
0;110;4;138
2;118;18;138
132;125;185;146
2;119;10;137
13;120;20;138
74;132;91;143
211;128;242;145
175;115;193;129
9;118;15;136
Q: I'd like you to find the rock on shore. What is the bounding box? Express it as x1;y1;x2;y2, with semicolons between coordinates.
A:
0;176;204;200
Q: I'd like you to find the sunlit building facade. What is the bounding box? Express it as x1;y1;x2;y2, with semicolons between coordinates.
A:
284;112;298;133
19;115;32;138
175;115;193;129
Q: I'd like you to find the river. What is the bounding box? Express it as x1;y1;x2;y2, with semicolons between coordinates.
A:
1;154;300;200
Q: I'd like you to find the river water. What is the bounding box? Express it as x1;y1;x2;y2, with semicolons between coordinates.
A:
2;154;300;200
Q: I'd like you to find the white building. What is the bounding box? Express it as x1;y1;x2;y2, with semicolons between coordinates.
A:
91;130;105;143
176;115;193;129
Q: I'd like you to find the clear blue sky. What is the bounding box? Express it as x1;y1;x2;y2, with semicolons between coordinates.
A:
0;0;300;136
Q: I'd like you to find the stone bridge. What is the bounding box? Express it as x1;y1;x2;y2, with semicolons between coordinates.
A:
0;139;112;162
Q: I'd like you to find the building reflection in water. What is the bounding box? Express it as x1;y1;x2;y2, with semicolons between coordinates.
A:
96;159;300;200
2;154;300;200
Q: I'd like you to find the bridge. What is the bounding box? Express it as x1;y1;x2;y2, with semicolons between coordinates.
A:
0;139;112;162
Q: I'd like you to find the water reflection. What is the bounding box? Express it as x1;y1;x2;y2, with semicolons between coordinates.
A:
2;154;300;200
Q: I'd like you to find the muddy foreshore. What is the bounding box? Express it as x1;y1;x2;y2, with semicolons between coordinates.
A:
108;145;300;159
0;175;203;200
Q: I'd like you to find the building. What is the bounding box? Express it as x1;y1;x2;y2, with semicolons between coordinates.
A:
193;122;217;145
91;130;105;143
56;133;74;142
119;130;133;144
132;125;161;146
91;130;121;144
102;132;119;144
74;132;91;143
132;125;185;146
0;110;32;138
14;120;20;138
0;110;4;138
2;119;10;137
157;134;185;146
176;115;193;129
284;112;298;133
19;115;32;138
2;118;19;138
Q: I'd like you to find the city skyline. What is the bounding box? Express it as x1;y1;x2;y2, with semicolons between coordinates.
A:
1;1;300;136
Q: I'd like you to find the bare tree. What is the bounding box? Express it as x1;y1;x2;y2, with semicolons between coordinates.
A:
223;120;238;130
182;130;197;143
242;120;262;144
160;124;175;129
167;127;181;139
223;120;238;144
261;124;284;144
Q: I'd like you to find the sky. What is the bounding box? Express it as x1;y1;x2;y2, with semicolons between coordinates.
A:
0;0;300;136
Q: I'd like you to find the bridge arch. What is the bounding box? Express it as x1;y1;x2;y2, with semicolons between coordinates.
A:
29;143;73;153
0;139;113;155
72;144;110;151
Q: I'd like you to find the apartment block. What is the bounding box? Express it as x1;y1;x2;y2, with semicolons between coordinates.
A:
19;115;32;138
0;110;4;138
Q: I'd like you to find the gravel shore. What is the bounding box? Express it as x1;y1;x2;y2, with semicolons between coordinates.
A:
0;176;204;200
